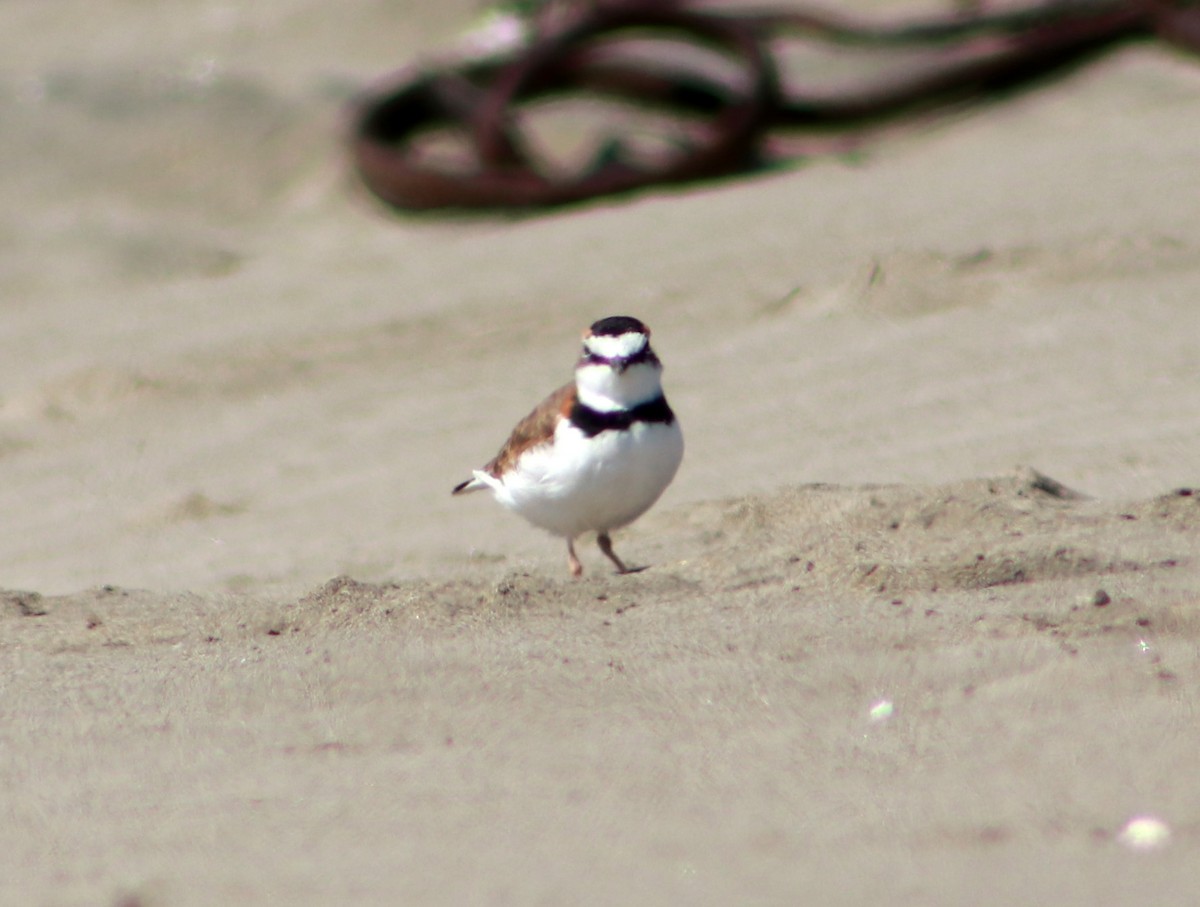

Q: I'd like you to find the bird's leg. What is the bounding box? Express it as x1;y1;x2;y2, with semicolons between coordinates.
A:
567;536;583;578
596;531;630;574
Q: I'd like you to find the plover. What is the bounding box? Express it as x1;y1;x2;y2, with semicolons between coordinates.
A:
453;316;684;577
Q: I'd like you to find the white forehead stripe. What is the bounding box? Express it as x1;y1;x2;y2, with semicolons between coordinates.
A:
585;332;646;359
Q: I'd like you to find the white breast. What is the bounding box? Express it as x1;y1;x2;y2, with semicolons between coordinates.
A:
491;416;684;538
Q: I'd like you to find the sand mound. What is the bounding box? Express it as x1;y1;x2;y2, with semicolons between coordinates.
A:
8;469;1194;652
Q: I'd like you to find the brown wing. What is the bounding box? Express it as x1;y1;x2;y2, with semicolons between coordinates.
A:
482;382;576;478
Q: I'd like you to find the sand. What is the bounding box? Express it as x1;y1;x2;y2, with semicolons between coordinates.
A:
2;2;1199;904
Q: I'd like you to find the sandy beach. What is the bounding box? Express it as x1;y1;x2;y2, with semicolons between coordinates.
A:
2;1;1199;904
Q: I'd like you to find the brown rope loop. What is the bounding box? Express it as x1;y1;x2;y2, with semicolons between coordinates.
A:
352;4;779;210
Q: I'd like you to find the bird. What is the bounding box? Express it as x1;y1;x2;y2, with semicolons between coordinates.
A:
453;315;684;577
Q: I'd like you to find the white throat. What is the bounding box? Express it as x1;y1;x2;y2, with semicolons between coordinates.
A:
575;360;663;413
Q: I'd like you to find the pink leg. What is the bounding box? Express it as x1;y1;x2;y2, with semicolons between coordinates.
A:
567;537;583;578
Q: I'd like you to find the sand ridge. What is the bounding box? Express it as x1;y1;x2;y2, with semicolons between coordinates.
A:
6;468;1195;649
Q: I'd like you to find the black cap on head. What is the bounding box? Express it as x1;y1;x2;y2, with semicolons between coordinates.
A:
589;316;648;337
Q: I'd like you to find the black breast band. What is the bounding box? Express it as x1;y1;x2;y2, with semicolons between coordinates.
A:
569;396;675;438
